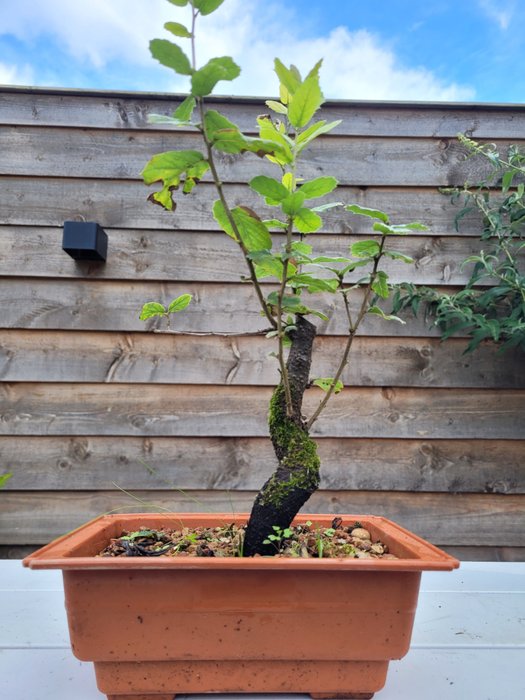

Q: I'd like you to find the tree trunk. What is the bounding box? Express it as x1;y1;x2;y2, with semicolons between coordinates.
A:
243;315;320;556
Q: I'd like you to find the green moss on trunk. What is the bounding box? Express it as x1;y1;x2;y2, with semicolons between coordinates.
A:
261;383;320;507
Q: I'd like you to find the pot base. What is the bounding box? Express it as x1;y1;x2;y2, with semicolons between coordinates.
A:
107;696;175;700
107;696;374;700
96;659;386;698
311;695;374;699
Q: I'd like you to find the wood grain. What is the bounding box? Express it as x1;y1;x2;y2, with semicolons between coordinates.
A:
1;383;523;439
0;226;493;286
0;126;504;187
2;90;524;557
2;90;525;138
0;436;522;494
0;177;484;234
0;278;450;336
1;331;523;388
1;490;522;546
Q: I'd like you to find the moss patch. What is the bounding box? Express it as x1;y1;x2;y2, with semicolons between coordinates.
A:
263;384;320;507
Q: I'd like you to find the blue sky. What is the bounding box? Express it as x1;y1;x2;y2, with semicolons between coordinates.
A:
0;0;523;103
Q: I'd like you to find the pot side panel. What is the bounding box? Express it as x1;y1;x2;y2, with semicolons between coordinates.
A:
63;569;420;662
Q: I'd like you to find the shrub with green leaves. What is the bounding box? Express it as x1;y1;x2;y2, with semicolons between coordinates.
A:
393;135;525;353
139;0;426;556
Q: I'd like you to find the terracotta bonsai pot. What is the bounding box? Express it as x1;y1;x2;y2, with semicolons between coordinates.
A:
23;513;459;700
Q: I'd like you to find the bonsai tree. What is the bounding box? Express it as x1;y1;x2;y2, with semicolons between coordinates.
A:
140;0;426;556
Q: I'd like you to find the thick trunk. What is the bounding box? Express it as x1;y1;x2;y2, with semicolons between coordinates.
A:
243;315;320;557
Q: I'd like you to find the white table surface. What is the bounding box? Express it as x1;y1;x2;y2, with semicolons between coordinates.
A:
1;561;524;700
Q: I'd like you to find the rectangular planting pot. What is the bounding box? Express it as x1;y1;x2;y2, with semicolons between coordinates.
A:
23;513;459;700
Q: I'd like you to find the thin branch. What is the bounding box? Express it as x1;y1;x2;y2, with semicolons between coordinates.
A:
276;215;295;417
189;24;277;332
307;234;388;429
153;328;272;336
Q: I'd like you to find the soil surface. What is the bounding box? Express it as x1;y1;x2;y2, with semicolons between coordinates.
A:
98;518;398;559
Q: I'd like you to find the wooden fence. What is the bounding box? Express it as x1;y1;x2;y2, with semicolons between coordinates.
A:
0;87;524;559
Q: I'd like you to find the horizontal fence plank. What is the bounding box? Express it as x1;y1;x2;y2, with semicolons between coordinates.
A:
0;226;492;286
440;546;525;562
1;490;522;546
0;178;483;234
1;383;523;439
1;436;522;494
0;126;503;187
2;90;525;138
0;278;446;336
1;331;523;388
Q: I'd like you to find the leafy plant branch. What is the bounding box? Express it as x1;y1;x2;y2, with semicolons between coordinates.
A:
139;0;426;556
393;135;525;353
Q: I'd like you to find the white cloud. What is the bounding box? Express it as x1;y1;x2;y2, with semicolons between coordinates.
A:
0;61;33;86
0;0;475;101
478;0;516;30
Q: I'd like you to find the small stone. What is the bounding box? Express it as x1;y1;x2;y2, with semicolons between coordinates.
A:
356;550;372;558
371;543;385;555
351;527;371;540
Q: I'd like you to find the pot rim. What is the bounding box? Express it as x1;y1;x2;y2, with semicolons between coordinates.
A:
23;513;460;572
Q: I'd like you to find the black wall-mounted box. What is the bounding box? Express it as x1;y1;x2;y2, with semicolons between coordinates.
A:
62;221;108;262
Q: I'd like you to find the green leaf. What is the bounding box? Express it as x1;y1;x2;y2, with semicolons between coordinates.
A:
313;378;343;394
234;207;272;252
289;273;338;293
212;200;237;240
265;99;288;115
142;150;208;210
147;113;188;126
351;240;380;258
346;204;389;223
267;291;300;308
296;119;342;152
120;529;157;541
299;176;338;199
502;170;515;193
173;96;196;122
168;0;189;5
164;21;192;38
310;255;351;264
149;39;193;75
148;97;196;127
307;309;330;321
203;110;244;151
168;294;192;313
193;0;225;15
142;151;206;186
371;270;390;299
205;110;288;158
291;241;313;256
368;305;406;324
274;58;301;95
191;56;241;96
264;218;288;230
311;201;343;212
140;302;167;321
0;472;12;488
288;67;324;129
250;175;289;202
383;250;414;264
183;157;210;193
281;191;305;216
293;207;322;233
250;251;285;280
256;117;294;163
